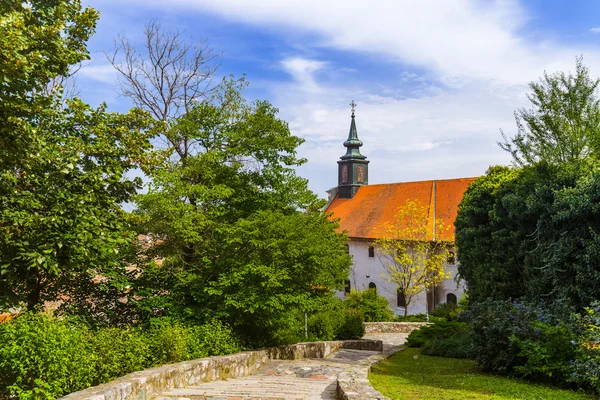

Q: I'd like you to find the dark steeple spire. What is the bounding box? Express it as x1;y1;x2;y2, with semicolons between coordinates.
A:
341;101;366;160
337;100;369;198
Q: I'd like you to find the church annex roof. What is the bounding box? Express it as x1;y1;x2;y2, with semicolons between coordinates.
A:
325;177;476;242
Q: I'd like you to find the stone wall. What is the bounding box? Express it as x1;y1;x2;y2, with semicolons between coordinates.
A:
60;340;383;400
364;321;430;333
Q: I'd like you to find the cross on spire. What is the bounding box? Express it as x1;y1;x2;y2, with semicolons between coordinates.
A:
350;100;357;117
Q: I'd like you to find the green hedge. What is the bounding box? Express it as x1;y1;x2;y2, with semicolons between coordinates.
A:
0;313;241;400
406;321;473;359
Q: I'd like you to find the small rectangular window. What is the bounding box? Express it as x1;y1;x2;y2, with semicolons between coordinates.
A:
368;246;374;258
397;288;406;307
344;280;351;294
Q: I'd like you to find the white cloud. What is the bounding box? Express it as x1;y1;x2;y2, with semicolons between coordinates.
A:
77;59;119;84
107;0;600;85
88;0;600;197
280;57;327;93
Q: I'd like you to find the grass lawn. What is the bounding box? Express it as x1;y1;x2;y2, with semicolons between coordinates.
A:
369;348;591;400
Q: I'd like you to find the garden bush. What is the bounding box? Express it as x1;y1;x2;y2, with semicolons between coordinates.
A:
466;300;576;382
406;321;471;351
336;308;365;340
0;313;96;400
344;288;393;322
421;333;472;359
91;327;149;384
0;313;242;399
308;304;345;341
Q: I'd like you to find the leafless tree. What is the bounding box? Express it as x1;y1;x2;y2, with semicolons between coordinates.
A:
107;21;221;158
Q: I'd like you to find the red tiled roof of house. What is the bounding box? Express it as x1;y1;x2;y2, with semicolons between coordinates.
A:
325;177;477;242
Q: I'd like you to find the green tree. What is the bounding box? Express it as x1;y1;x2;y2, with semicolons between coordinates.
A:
0;1;155;312
456;161;600;310
133;81;351;345
499;57;600;165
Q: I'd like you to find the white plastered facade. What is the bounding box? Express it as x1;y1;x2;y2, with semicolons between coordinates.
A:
338;239;465;316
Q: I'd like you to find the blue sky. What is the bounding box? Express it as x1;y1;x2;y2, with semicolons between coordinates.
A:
79;0;600;198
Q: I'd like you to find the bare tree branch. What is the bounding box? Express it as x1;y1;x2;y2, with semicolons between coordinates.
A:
107;20;222;158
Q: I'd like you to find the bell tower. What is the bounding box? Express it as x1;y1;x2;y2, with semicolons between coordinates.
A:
337;100;369;198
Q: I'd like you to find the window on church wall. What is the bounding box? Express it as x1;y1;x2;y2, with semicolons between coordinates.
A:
447;251;456;264
342;165;348;184
397;288;406;307
357;165;364;183
368;246;374;258
446;293;457;305
345;244;350;253
344;279;351;294
368;282;376;291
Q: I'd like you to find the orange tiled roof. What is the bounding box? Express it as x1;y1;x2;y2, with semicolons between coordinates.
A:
325;177;477;242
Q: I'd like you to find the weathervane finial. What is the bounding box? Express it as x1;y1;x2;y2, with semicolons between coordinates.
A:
350;100;357;117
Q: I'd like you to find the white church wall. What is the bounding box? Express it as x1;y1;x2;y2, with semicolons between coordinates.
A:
341;240;465;316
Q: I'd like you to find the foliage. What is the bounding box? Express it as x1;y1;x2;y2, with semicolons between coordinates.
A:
456;161;600;310
571;302;600;393
421;333;473;359
0;313;242;399
0;312;95;399
465;300;577;383
336;308;365;340
430;302;461;321
369;348;591;400
499;57;600;166
0;0;155;312
406;321;470;349
375;199;451;320
307;298;345;341
90;327;149;385
344;288;394;322
133;81;351;346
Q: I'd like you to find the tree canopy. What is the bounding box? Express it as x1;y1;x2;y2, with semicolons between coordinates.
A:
129;80;351;344
499;57;600;165
0;0;154;311
456;161;600;310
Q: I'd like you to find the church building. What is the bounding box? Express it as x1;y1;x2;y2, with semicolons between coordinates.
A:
325;103;476;315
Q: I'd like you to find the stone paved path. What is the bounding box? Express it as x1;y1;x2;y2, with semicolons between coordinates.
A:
156;333;408;400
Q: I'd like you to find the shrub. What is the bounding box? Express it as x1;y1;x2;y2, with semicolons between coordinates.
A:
344;289;393;322
422;333;472;359
336;308;365;340
91;328;150;384
466;299;575;381
188;320;242;357
0;313;96;400
405;320;473;359
431;302;462;321
511;322;576;382
406;321;470;348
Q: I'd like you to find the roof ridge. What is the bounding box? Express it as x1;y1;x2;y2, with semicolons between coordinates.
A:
361;176;478;187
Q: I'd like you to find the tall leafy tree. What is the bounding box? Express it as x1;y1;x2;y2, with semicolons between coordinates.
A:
499;57;600;165
0;1;154;312
133;80;351;344
456;161;600;310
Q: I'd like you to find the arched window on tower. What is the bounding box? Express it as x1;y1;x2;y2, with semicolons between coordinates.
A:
368;282;376;291
446;293;457;305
